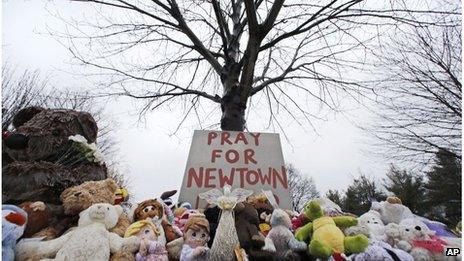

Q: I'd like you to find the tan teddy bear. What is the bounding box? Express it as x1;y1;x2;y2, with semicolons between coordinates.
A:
65;178;134;261
59;178;130;237
28;178;130;240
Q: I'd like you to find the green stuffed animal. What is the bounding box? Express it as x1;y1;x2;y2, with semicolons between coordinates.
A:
295;200;369;258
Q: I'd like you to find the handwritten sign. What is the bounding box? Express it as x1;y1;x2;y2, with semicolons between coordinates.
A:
178;130;293;209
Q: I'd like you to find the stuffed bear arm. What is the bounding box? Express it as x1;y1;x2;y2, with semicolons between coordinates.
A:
332;216;357;228
109;232;140;254
288;236;307;251
385;223;401;238
15;232;72;260
262;236;277;252
295;222;313;242
396;240;412;252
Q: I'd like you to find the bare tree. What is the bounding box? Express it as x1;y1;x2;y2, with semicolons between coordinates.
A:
287;164;319;211
53;0;449;133
2;65;48;131
366;4;461;165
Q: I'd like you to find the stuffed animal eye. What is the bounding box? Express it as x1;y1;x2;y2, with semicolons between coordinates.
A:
405;228;410;232
201;233;206;238
144;208;149;212
52;129;61;136
145;229;150;234
192;232;197;237
107;207;109;210
415;226;421;231
89;190;95;194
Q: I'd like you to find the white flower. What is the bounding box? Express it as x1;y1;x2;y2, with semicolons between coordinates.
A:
87;142;98;152
93;150;105;164
68;135;87;144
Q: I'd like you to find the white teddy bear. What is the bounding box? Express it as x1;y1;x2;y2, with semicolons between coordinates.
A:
346;211;414;261
357;210;388;242
370;197;414;224
262;209;307;256
15;203;140;261
389;218;460;261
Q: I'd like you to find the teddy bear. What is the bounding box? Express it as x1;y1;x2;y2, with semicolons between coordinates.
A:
60;179;134;261
234;202;279;260
345;211;414;261
15;203;140;261
389;218;461;261
356;210;390;242
262;208;307;260
60;178;131;237
18;201;53;238
2;107;108;207
295;200;369;258
371;196;414;225
247;193;275;236
24;178;130;241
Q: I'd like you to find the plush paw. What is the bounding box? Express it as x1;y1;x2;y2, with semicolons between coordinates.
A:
396;240;412;252
15;239;40;261
262;238;277;252
122;236;140;253
409;247;434;261
293;241;308;251
344;234;369;254
385;223;401;238
30;201;46;211
193;246;208;257
309;239;333;258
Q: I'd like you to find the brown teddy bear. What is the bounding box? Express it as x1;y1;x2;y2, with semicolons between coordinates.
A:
59;178;131;237
20;178;130;241
234;202;278;261
2;106;108;206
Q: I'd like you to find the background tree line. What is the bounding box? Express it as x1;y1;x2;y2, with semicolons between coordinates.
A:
326;149;461;227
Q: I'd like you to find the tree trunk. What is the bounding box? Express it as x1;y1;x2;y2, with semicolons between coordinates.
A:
220;86;246;131
220;98;246;131
220;60;246;131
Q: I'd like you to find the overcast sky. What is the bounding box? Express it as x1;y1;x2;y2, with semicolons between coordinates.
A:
2;0;391;203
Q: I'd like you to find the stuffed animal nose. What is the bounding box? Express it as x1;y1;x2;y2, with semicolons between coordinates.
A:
74;192;82;197
4;133;28;150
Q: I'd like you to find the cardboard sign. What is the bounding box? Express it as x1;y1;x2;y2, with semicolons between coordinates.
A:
178;130;293;209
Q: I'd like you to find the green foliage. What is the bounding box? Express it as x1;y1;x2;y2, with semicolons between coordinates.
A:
425;149;462;226
326;189;345;207
343;174;386;216
383;165;427;215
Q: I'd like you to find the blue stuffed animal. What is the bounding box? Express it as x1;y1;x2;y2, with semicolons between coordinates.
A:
2;205;28;261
